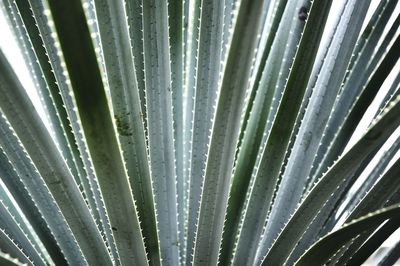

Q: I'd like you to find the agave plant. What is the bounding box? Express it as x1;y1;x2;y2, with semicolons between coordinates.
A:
0;0;399;265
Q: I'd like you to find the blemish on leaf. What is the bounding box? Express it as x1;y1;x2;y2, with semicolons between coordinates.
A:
49;180;62;185
298;6;308;21
303;131;313;151
114;112;133;136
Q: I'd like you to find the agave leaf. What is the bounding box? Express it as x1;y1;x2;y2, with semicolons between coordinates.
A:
301;35;400;239
93;0;160;263
181;0;191;259
231;2;272;162
191;0;265;264
377;237;400;266
341;0;396;96
0;170;51;264
181;0;190;262
238;0;288;138
262;93;400;265
233;0;288;175
13;0;103;224
228;0;332;264
0;200;45;266
125;0;147;133
185;0;225;263
167;1;186;263
343;152;400;224
287;131;400;265
0;115;84;265
0;0;398;265
307;0;397;185
81;0;109;93
141;0;179;264
0;250;26;266
263;0;371;254
373;73;400;119
182;1;200;263
78;0;120;256
310;14;400;182
230;0;311;263
183;3;201;227
2;1;92;212
182;0;190;80
241;0;271;92
0;47;111;264
328;220;376;264
45;0;150;264
0;229;31;265
294;204;400;266
219;0;236;69
335;133;400;226
346;218;400;265
342;0;396;83
219;4;274;263
0;0;53;132
20;0;115;256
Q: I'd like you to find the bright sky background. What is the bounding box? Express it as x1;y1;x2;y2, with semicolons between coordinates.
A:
0;0;399;263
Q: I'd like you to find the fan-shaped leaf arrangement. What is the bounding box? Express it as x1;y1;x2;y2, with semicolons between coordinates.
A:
0;0;399;265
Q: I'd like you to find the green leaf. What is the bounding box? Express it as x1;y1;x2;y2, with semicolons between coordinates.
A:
346;218;400;265
310;13;400;183
238;0;288;140
229;0;332;264
191;0;266;264
167;1;185;264
182;1;201;263
0;160;54;265
0;229;31;265
185;0;225;263
337;134;400;224
373;72;400;119
0;115;84;265
231;0;312;262
288;133;400;265
0;200;45;266
45;0;149;264
5;0;86;193
307;0;396;185
263;0;371;254
93;0;159;263
183;4;201;236
0;250;26;266
20;0;115;257
125;0;147;135
344;151;400;224
262;93;400;265
142;0;179;264
0;0;397;265
294;205;400;266
0;47;111;265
